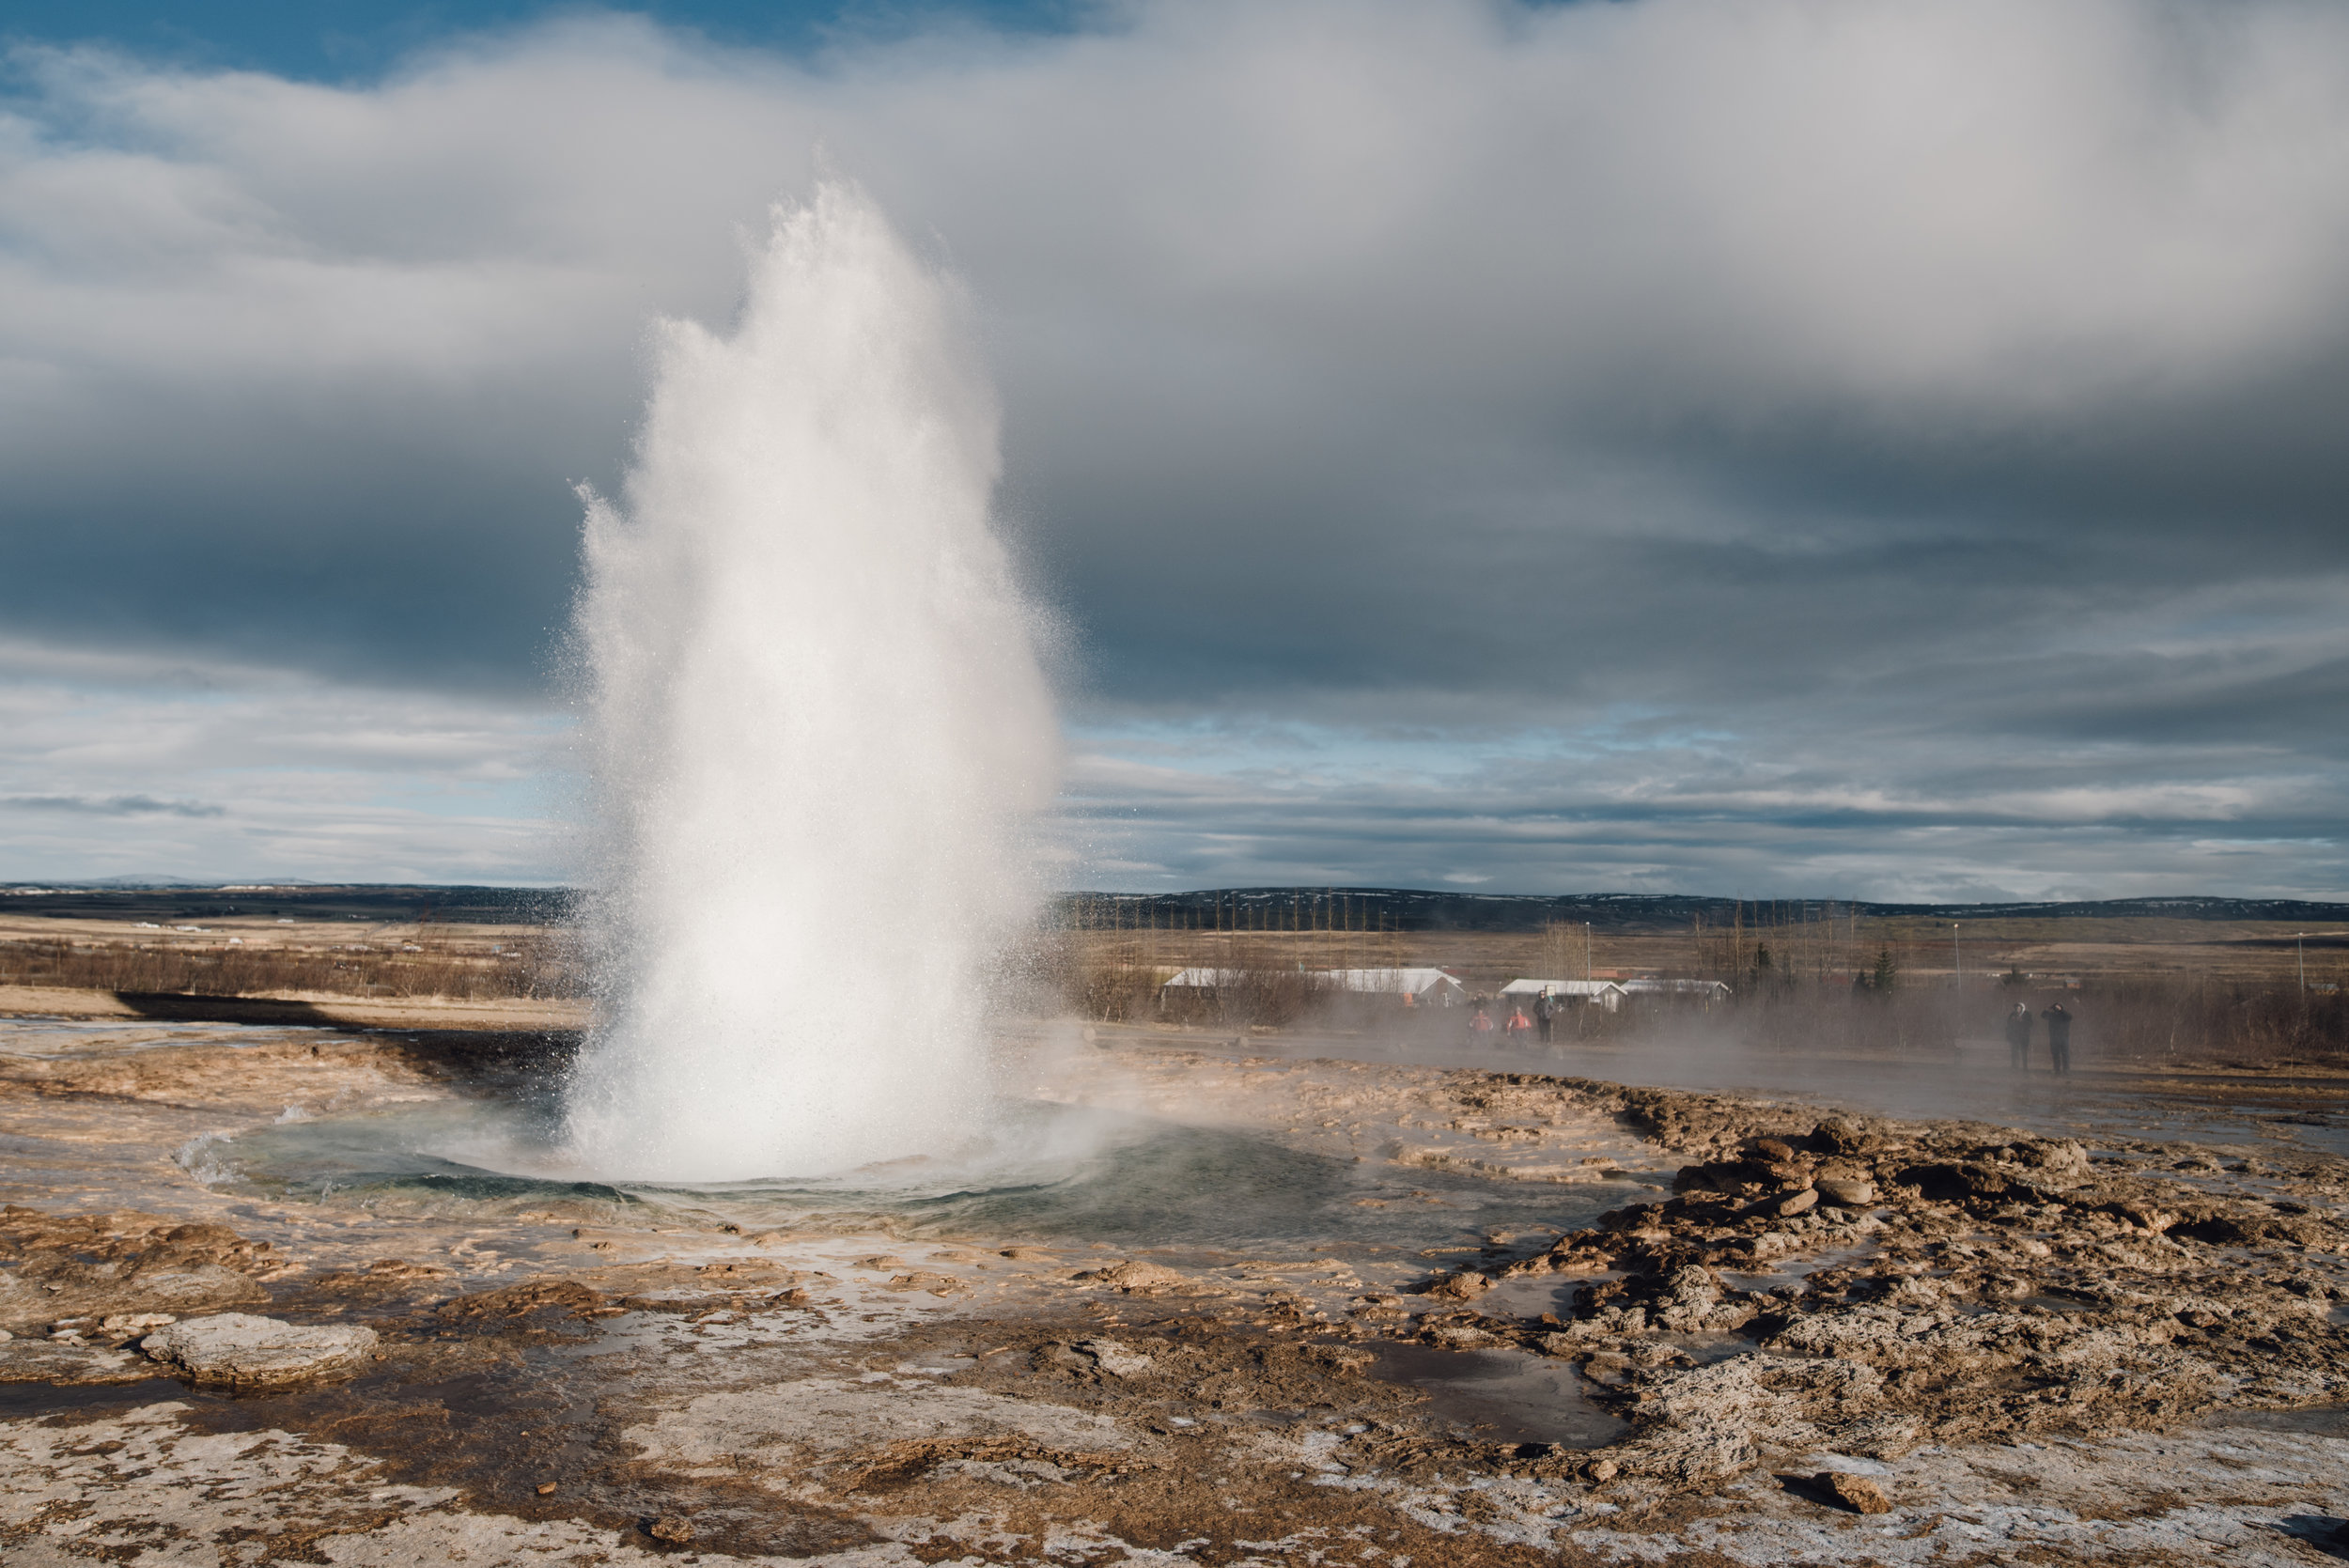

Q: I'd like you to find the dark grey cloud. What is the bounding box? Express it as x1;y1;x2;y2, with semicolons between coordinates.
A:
3;0;2347;893
5;793;225;816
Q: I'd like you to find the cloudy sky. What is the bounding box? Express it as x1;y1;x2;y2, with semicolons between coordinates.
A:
4;0;2347;898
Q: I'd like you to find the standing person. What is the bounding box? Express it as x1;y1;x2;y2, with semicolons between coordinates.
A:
1505;1004;1534;1044
1534;988;1555;1045
2042;1001;2073;1075
2003;1001;2032;1070
1469;1004;1496;1037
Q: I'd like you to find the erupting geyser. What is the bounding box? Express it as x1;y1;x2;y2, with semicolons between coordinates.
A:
561;183;1059;1182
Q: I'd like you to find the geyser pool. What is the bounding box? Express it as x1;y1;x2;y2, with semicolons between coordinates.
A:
563;183;1058;1183
179;1094;1629;1263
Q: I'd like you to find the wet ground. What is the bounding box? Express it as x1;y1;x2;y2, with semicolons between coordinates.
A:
2;1013;2347;1564
1116;1018;2349;1158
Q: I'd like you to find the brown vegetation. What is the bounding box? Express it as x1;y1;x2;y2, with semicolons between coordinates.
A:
1717;972;2348;1066
1;892;2341;1066
1045;915;2349;1066
0;931;581;1002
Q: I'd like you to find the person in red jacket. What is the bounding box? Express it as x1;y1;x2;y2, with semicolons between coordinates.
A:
1469;1004;1496;1035
1505;1005;1534;1042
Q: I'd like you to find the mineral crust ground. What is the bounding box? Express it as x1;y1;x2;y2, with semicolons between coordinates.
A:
2;1014;2346;1565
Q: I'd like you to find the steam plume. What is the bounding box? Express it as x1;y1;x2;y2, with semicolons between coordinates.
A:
563;183;1059;1181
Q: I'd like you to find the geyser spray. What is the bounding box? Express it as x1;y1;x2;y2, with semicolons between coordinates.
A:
562;183;1059;1181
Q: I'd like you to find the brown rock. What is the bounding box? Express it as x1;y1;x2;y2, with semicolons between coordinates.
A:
1776;1188;1819;1218
1075;1260;1187;1293
2174;1208;2331;1248
1424;1323;1498;1349
1423;1271;1493;1299
1814;1178;1875;1208
646;1514;695;1544
885;1271;968;1296
1895;1161;2026;1203
2008;1138;2092;1184
1078;1337;1156;1377
0;1340;154;1385
437;1280;605;1322
1812;1117;1871;1155
141;1313;377;1390
1679;1157;1811;1197
1821;1471;1892;1514
307;1259;454;1297
0;1206;283;1324
1599;1202;1671;1233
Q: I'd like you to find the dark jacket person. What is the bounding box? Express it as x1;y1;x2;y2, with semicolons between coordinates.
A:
2042;1001;2074;1075
2004;1001;2032;1070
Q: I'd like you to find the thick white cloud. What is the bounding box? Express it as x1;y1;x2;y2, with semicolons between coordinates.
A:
3;0;2347;893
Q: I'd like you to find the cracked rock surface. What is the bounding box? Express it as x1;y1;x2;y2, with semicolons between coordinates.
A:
140;1312;379;1389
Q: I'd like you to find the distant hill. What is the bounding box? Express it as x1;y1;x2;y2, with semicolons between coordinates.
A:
1052;889;2349;934
0;883;572;924
6;881;2342;933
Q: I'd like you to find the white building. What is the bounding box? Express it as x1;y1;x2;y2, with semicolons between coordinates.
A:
1159;968;1252;991
1500;978;1627;1012
1618;978;1734;1007
1159;965;1467;1002
1314;967;1468;1002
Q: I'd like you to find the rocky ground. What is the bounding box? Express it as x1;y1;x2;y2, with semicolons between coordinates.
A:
1;1018;2346;1564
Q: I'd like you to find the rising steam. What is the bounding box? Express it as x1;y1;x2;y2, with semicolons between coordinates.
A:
562;183;1060;1182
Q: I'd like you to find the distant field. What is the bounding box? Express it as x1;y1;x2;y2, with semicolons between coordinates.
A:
2;887;2343;1065
1052;905;2349;1067
0;907;579;1006
0;883;568;925
1051;915;2349;991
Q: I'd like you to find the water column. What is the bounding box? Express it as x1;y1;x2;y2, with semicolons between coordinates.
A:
563;183;1060;1181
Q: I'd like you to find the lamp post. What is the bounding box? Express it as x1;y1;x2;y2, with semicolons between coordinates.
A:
1952;923;1961;988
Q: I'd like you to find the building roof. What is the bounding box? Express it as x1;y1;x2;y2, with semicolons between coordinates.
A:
1159;967;1252;988
1315;967;1465;994
1161;965;1466;993
1618;978;1733;997
1500;978;1626;998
